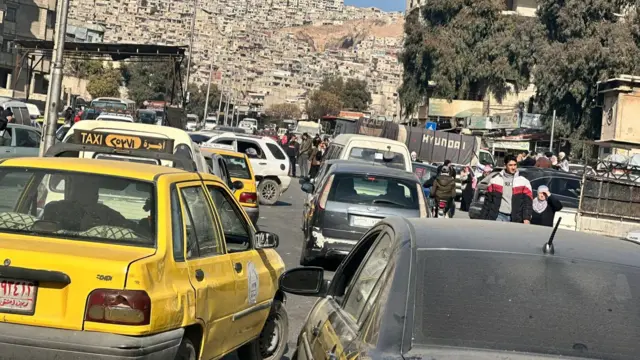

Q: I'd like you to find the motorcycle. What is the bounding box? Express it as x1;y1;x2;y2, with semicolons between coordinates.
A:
437;200;448;218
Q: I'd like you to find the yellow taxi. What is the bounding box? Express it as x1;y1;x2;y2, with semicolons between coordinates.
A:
0;156;287;360
201;145;260;225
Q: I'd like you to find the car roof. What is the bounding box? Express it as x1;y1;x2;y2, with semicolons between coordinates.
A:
517;167;581;179
329;161;418;181
200;147;246;158
403;218;640;267
332;133;405;146
7;123;39;130
211;132;276;143
0;157;186;181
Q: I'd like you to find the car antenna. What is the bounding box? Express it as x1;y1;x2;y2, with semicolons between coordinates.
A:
543;217;562;255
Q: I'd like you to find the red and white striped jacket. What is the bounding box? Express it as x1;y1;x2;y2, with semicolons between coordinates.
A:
480;170;533;223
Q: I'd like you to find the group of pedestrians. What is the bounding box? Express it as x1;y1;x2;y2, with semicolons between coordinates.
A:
518;150;570;172
281;132;328;178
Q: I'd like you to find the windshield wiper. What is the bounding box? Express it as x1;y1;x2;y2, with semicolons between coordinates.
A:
372;199;405;207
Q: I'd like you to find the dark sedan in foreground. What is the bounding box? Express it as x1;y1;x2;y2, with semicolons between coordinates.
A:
281;218;640;360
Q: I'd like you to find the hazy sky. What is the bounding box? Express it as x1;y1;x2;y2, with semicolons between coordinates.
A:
344;0;405;12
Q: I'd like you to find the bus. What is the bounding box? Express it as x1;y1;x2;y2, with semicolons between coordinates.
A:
90;97;136;112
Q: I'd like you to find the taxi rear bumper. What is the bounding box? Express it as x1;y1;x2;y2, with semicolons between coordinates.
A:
0;322;184;359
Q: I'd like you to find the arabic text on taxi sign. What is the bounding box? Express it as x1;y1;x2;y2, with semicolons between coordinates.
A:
74;130;174;153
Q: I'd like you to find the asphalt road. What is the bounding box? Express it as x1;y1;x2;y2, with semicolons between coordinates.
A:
227;180;467;359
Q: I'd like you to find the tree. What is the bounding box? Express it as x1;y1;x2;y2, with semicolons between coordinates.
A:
306;90;343;120
317;75;371;111
64;58;104;78
265;103;302;120
86;66;121;98
184;83;221;118
399;0;539;116
123;61;181;105
534;0;640;139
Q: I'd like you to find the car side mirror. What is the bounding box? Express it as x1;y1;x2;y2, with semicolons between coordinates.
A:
298;176;310;185
279;267;328;297
301;182;314;194
255;231;279;249
232;180;244;191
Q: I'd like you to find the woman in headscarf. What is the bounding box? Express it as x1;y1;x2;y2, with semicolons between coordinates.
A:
460;166;476;212
531;185;563;227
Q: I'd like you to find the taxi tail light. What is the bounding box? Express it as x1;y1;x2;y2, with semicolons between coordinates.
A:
239;192;258;204
318;175;335;210
85;289;151;325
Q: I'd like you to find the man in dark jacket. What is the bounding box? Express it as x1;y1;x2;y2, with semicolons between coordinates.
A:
431;165;457;218
480;154;533;223
286;135;300;177
298;133;312;178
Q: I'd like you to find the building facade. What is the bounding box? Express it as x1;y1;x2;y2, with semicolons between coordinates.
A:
0;0;56;101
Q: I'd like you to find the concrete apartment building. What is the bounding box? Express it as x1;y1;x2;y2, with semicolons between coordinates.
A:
0;0;56;102
67;0;405;119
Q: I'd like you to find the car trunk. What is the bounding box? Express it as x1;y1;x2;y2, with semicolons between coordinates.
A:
320;201;419;240
0;234;154;330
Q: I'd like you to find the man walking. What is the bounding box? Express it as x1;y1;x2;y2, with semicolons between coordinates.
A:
286;135;300;177
480;154;533;223
298;133;312;178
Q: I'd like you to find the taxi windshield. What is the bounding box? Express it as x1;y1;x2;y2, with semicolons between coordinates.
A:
0;168;155;247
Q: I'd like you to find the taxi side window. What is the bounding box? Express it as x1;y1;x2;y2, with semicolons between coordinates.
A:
342;233;392;323
171;188;185;261
207;185;251;252
181;186;223;259
0;128;12;147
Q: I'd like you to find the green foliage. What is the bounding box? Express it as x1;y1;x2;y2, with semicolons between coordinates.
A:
85;64;121;98
123;61;181;105
534;0;640;139
318;75;371;111
265;103;302;120
185;83;221;118
306;90;343;120
65;58;105;78
399;0;538;116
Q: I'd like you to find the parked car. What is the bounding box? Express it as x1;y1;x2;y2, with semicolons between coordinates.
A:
0;155;287;360
280;217;640;360
469;167;581;230
412;162;438;184
206;132;291;205
299;162;428;266
0;123;41;158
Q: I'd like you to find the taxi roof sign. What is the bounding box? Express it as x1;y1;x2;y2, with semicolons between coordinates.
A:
74;130;175;154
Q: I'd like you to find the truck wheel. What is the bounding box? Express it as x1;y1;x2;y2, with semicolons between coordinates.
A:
174;336;197;360
258;179;280;205
237;300;289;360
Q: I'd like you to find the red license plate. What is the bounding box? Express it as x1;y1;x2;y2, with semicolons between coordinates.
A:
0;278;37;314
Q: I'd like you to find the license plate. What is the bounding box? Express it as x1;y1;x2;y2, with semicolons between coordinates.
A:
352;216;380;228
0;279;37;314
479;196;485;203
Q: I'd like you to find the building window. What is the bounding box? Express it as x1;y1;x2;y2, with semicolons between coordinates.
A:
2;39;14;53
46;10;56;29
5;7;16;22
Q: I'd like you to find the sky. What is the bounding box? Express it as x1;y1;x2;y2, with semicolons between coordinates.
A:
344;0;405;12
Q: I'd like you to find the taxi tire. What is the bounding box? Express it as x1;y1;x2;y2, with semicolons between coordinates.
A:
258;179;280;205
175;336;197;360
237;300;289;360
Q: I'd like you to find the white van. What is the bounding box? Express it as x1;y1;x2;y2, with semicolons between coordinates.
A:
324;134;413;172
63;120;209;172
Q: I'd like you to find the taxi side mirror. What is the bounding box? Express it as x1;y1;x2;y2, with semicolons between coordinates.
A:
255;231;278;249
232;180;244;191
279;267;327;297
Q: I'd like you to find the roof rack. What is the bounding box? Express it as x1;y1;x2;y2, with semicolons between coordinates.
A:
44;143;197;172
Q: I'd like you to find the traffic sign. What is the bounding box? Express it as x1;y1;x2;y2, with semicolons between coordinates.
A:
425;121;437;131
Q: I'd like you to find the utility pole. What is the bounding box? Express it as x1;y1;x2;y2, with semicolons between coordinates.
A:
203;56;215;121
184;0;198;105
550;109;556;152
224;93;230;126
40;0;70;156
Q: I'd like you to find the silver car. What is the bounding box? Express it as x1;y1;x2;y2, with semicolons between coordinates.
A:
0;124;41;158
299;161;428;266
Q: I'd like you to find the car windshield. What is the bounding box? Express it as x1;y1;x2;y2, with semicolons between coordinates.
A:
414;250;640;359
138;111;156;124
92;101;126;110
413;164;435;183
348;147;406;170
327;173;419;209
222;155;251;179
0;168;155;247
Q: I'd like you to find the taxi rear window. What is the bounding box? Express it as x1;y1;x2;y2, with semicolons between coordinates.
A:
221;155;251;179
0;168;155;247
414;250;640;359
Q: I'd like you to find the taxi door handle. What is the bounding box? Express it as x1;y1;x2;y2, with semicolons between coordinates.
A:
195;269;205;282
258;162;267;165
234;262;242;273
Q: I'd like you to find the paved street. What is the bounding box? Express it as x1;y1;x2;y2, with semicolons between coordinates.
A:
235;179;468;359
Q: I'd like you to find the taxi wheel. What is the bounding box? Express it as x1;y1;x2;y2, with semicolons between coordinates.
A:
258;179;280;205
237;300;289;360
174;336;197;360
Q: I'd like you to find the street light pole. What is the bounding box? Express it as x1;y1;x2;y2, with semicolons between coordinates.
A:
550;109;556;152
183;0;198;105
39;0;70;156
203;56;214;121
